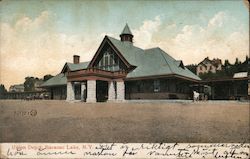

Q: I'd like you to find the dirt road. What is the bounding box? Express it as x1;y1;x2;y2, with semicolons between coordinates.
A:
0;100;249;143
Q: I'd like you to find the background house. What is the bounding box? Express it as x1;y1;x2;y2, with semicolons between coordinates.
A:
196;57;222;75
9;84;24;92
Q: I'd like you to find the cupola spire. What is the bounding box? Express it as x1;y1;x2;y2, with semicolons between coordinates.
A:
120;24;133;43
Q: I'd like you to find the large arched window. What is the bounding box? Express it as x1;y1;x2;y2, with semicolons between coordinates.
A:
96;48;123;71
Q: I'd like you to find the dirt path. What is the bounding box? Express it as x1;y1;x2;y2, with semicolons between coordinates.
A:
0;100;249;143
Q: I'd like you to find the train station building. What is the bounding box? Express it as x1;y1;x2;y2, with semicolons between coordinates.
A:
41;24;201;102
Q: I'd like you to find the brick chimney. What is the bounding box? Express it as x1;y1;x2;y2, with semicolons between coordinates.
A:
73;55;80;64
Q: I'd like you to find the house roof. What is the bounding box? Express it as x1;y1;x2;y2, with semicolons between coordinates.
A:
10;84;24;89
43;62;90;87
121;24;132;35
107;36;201;81
67;61;89;71
41;73;67;87
198;57;222;68
107;36;143;66
61;61;90;73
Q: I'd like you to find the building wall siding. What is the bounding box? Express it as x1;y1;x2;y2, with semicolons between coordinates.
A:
125;78;192;100
51;86;66;100
127;92;189;100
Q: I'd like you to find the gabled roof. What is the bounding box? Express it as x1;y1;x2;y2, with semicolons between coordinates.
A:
198;63;207;68
67;61;89;71
88;36;133;69
41;73;67;87
61;61;90;73
121;24;132;35
198;57;222;68
42;62;90;87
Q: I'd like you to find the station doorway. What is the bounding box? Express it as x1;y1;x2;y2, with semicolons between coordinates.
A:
96;80;108;102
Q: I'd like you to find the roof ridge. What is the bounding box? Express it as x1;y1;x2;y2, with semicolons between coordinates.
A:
107;36;144;51
106;35;116;39
158;49;174;74
144;47;159;51
79;61;90;64
66;61;90;65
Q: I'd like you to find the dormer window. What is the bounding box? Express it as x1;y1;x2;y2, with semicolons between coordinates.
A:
176;60;185;69
179;61;184;69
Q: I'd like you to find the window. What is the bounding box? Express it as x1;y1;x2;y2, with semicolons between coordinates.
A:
154;80;160;92
110;53;114;65
136;82;140;92
104;52;109;66
136;81;143;93
96;47;125;71
100;58;104;66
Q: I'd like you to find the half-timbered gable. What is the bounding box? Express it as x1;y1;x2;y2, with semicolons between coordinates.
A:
90;40;128;72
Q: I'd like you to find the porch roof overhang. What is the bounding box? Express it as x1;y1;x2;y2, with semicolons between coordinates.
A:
66;68;128;82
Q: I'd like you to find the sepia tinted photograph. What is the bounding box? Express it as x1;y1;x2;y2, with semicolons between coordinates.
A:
0;0;249;146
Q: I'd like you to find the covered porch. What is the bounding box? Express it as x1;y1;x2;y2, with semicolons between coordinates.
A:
66;68;127;103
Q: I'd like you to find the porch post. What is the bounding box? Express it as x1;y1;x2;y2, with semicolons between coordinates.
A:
108;81;116;102
86;80;96;103
81;82;86;101
116;80;125;101
66;82;75;101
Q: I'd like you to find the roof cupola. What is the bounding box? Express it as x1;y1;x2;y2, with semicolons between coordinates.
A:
120;24;133;43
